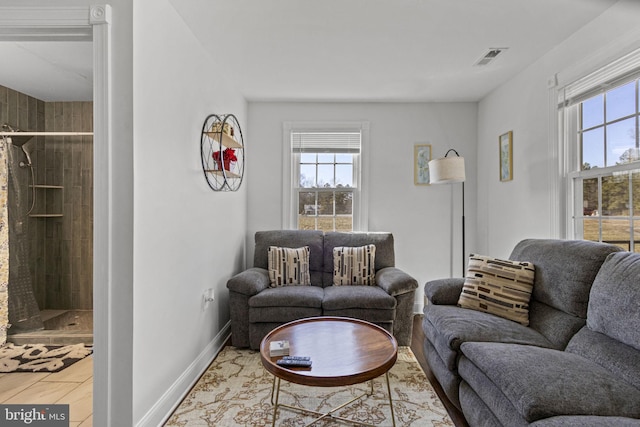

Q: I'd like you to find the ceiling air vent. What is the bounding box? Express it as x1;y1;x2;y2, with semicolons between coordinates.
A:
474;48;508;66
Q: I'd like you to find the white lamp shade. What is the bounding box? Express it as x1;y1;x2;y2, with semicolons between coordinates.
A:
428;156;465;184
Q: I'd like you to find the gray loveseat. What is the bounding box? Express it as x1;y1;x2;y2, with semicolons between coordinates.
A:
227;230;418;349
423;239;640;426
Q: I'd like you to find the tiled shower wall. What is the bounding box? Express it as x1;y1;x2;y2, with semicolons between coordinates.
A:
0;85;44;134
1;84;93;310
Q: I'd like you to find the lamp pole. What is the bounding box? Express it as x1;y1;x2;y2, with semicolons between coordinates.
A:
443;149;465;276
461;180;465;276
430;148;466;277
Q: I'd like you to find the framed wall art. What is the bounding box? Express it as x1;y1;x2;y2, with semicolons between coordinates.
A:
414;144;432;185
499;131;513;182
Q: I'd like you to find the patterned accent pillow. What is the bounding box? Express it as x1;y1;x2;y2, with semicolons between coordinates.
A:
458;254;535;325
267;246;311;287
333;244;376;286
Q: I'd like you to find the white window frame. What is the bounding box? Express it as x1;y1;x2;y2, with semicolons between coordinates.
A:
558;48;640;247
282;121;370;231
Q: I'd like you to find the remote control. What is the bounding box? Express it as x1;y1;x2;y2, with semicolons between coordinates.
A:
277;358;312;368
282;356;310;361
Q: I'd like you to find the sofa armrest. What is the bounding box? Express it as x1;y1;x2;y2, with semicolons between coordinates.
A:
226;267;270;296
425;278;464;305
376;267;418;296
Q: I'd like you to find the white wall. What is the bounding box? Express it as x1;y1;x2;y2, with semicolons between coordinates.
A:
477;0;640;258
247;102;477;310
133;1;247;425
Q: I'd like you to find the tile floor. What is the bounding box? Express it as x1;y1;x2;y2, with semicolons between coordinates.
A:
0;354;93;426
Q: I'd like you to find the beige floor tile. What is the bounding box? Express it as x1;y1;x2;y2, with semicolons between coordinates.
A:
5;380;78;404
59;378;92;422
0;372;51;402
0;352;93;423
43;356;93;383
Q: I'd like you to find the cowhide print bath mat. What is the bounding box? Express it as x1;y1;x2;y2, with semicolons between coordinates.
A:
0;343;92;373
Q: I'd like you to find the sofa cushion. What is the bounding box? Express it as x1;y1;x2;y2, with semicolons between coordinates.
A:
422;304;553;371
248;286;324;323
249;285;324;308
508;239;621;318
527;300;587;350
323;232;394;286
254;230;324;286
530;416;640;426
249;306;323;323
424;337;463;410
459;381;527;427
267;246;311;287
459;342;640;422
586;251;640;351
566;326;640;390
332;244;376;285
322;285;395;310
322;286;395;323
458;254;535;325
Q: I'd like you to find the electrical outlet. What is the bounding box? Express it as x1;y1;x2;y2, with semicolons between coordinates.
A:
202;288;215;311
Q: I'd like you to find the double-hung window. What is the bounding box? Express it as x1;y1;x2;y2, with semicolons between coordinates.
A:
283;122;369;231
561;49;640;251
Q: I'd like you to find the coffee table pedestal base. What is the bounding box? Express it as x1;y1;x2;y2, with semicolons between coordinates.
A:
270;373;396;427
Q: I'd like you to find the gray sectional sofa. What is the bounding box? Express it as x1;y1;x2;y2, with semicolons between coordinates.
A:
423;239;640;426
227;230;418;349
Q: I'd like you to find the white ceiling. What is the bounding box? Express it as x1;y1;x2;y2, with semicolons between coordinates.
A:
0;0;619;103
169;0;619;102
0;41;92;102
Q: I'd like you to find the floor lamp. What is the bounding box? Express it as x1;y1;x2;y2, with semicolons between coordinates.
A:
428;149;466;275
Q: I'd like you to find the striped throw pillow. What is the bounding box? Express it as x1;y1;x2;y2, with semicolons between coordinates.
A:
333;245;376;286
458;254;535;325
268;246;311;287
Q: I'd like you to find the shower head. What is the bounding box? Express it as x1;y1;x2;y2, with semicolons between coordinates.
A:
1;123;35;147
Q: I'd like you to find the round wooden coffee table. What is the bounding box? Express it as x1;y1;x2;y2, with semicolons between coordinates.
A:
260;316;398;427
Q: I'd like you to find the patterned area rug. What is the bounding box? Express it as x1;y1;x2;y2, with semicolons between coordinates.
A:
0;343;92;373
166;346;453;426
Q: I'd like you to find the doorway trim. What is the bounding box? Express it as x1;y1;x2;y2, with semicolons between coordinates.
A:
0;5;121;426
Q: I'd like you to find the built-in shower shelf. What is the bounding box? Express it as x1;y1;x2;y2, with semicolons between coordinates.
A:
30;185;64;189
28;185;64;217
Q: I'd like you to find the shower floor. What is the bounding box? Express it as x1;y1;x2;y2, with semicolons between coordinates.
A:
7;310;93;346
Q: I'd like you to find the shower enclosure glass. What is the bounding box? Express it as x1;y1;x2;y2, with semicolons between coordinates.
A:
1;86;94;345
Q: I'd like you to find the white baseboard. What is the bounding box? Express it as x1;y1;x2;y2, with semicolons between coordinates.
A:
135;321;232;427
